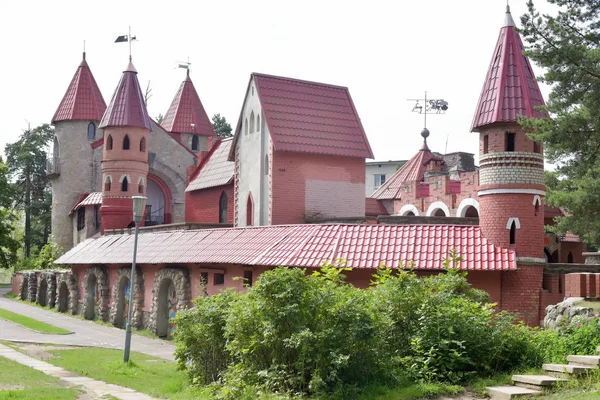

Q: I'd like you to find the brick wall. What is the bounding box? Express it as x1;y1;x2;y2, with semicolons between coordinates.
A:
186;185;234;224
565;273;600;298
560;242;587;263
479;193;544;259
271;152;365;225
540;273;564;321
501;266;544;326
478;124;542;155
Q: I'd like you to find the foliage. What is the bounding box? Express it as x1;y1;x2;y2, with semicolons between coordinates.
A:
14;240;63;271
175;266;565;398
0;158;19;268
5;124;54;257
519;1;600;244
212;114;233;138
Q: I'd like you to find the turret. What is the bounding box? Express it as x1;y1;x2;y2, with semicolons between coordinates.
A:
99;59;152;231
50;52;106;250
161;69;215;154
472;6;548;261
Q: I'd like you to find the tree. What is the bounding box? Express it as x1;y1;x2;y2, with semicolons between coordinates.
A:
5;124;54;258
155;113;164;124
519;1;600;244
212;113;232;138
0;157;19;268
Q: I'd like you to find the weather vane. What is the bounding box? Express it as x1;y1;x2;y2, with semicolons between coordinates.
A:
407;91;449;129
114;26;137;61
176;57;191;77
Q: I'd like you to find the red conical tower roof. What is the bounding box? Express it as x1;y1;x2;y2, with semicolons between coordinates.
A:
99;60;152;130
471;6;548;132
161;70;215;136
52;53;107;123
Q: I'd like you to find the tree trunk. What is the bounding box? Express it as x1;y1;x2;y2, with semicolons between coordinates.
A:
24;164;31;258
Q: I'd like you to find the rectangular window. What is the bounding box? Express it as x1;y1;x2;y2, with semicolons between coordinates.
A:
243;270;253;287
214;273;225;285
77;207;85;231
374;174;386;188
200;272;209;285
533;141;541;154
483;135;489;154
505;132;515;152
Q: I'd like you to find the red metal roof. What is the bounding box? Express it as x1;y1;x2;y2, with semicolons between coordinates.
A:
52;54;106;123
186;138;234;192
230;73;374;160
371;142;442;200
69;192;102;215
365;197;388;217
55;224;516;271
561;232;581;243
161;72;215;136
99;61;152;131
471;6;548;131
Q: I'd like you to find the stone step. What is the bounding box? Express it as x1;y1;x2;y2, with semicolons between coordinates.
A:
542;363;596;375
487;386;543;400
512;374;565;390
567;355;600;367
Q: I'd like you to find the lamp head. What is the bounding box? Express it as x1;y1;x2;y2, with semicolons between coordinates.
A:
132;196;147;223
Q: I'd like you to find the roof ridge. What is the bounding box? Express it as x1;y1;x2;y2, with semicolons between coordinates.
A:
252;72;349;90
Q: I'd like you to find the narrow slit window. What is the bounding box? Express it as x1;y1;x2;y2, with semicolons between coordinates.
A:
505;132;515;152
106;135;113;150
191;135;199;152
140;137;146;152
509;221;516;245
87;122;96;140
123;134;130;150
121;178;128;192
483;135;489;154
250;112;255;134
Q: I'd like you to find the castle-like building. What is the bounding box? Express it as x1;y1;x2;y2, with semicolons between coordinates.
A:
12;6;590;335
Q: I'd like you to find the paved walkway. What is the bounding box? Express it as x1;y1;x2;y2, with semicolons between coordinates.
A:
0;343;156;399
0;287;175;360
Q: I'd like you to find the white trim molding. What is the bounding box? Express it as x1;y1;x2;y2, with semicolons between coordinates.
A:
506;217;521;229
398;204;420;216
517;257;547;263
532;195;542;206
456;198;480;217
478;188;546;197
426;201;450;217
119;174;132;183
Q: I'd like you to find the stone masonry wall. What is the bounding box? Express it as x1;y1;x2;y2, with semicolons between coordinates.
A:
479;152;545;186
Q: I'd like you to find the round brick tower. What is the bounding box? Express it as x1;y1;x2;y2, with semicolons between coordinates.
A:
50;52;106;250
472;6;548;262
99;59;152;231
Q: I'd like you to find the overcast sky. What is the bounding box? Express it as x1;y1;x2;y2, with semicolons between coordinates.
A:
0;0;557;163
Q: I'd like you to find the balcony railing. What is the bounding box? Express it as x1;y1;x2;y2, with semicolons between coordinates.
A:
46;157;60;177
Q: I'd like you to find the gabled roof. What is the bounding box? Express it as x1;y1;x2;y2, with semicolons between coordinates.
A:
471;6;548;131
161;71;215;136
52;53;106;123
69;192;102;215
99;60;152;131
371;142;443;200
55;224;516;271
229;73;374;160
186;138;234;192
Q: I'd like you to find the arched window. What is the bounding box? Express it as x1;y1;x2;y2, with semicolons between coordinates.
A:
245;119;249;135
140;137;146;152
138;177;144;194
257;115;261;132
87;122;96;140
246;194;253;226
106;135;113;150
120;175;130;192
534;202;540;216
104;175;112;192
219;191;228;223
123;134;130;150
250;112;255;134
509;221;516;245
191;135;199;152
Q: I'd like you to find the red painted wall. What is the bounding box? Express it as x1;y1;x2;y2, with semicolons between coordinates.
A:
186;185;234;224
11;273;22;295
271;152;365;225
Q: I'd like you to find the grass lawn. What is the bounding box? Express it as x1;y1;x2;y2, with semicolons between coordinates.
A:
45;347;213;400
0;308;71;334
574;300;600;311
0;355;80;399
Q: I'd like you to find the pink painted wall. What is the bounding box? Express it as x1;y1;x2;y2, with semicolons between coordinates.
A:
11;273;22;295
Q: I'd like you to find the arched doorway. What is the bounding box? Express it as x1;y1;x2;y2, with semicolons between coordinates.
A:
405;211;415;216
156;279;177;338
114;277;131;328
85;274;98;320
434;209;447;217
38;279;48;307
20;276;28;300
146;178;166;226
464;206;479;218
57;281;70;313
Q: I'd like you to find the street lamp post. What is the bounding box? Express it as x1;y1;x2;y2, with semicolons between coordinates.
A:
124;195;146;362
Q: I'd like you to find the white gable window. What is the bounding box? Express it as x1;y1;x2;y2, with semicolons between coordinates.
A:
250;111;255;134
257;115;261;132
245;118;249;135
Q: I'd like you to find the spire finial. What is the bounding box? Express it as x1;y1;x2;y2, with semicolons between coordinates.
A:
504;2;516;27
83;40;86;60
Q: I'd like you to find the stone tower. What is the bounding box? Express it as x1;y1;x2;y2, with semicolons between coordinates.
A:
99;59;152;231
50;52;106;250
472;6;548;262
